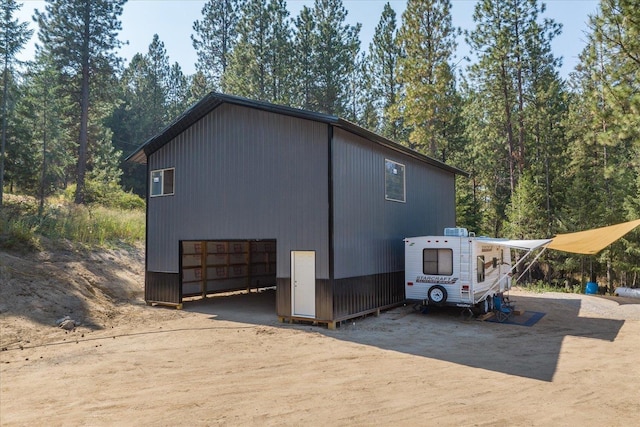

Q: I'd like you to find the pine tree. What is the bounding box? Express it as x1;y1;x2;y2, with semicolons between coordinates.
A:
108;35;175;196
352;52;378;131
526;76;567;238
291;5;316;110
309;0;361;115
344;51;369;124
265;0;293;104
167;62;190;119
224;0;271;100
0;0;33;206
191;0;241;91
188;71;210;105
563;9;634;228
592;0;640;227
35;0;126;204
467;0;561;194
368;2;401;140
459;84;511;236
396;0;459;158
562;0;640;289
514;2;566;239
21;52;75;210
464;0;563;236
504;171;552;283
466;0;518;203
3;72;39;195
504;171;547;239
145;34;170;129
224;0;294;104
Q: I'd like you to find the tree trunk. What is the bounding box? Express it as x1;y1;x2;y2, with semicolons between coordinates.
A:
545;140;551;236
606;257;613;294
500;60;516;195
0;55;9;207
74;4;91;205
39;89;48;215
514;6;526;175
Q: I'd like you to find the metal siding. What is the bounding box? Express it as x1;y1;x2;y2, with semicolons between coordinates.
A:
276;278;292;317
315;279;333;320
145;272;180;304
332;128;456;280
277;278;333;320
147;103;329;279
332;272;404;320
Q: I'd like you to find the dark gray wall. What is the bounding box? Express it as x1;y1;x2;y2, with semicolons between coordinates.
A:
147;103;330;279
331;128;456;279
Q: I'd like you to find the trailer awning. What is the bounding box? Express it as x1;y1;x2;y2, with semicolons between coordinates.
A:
546;219;640;255
476;238;552;251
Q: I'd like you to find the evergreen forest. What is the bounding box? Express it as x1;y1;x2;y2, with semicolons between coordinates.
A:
1;0;639;290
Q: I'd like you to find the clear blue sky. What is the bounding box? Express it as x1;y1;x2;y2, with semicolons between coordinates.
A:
17;0;600;79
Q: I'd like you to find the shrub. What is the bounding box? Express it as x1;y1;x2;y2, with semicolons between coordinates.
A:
0;194;145;251
63;182;145;210
521;280;583;294
0;214;41;252
36;203;145;246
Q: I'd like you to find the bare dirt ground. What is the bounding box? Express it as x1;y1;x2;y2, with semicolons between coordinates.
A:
1;244;640;426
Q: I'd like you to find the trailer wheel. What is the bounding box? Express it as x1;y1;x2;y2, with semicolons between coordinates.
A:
427;285;447;305
478;298;490;314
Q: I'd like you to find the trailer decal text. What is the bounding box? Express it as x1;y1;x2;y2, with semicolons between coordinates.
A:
415;276;458;285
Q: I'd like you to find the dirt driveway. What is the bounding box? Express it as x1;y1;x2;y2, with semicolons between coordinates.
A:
2;288;640;426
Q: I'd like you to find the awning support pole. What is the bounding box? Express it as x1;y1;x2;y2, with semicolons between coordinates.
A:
514;247;547;283
479;247;545;303
480;249;533;301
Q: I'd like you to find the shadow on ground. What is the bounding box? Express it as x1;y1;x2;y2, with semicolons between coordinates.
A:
594;294;640;305
182;289;626;382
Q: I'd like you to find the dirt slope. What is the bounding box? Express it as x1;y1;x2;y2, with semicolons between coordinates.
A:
0;242;154;349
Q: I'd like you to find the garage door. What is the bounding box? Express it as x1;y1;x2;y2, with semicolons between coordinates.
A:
181;240;276;298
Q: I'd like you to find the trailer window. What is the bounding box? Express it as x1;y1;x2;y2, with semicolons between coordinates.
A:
385;159;405;202
477;256;485;282
150;168;175;197
423;249;453;275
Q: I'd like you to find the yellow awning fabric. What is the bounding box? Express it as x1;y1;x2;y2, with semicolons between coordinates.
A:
546;219;640;255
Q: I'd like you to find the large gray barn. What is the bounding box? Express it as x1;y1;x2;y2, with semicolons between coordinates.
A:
128;93;465;328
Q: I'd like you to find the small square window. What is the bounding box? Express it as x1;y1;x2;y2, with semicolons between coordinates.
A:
150;168;175;197
423;249;453;276
385;159;405;202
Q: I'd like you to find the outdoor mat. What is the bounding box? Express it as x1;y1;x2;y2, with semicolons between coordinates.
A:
487;311;546;327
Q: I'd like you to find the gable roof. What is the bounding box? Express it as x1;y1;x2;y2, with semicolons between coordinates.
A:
125;92;468;177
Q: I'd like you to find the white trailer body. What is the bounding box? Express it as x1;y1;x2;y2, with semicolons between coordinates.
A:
404;229;550;311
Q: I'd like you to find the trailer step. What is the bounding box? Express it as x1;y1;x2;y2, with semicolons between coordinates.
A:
477;312;495;321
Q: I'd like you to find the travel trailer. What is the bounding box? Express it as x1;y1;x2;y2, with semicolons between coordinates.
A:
404;228;550;313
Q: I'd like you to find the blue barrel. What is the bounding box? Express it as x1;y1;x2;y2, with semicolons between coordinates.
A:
585;282;598;295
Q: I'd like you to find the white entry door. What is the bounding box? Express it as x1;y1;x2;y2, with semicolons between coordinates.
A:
291;251;316;318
